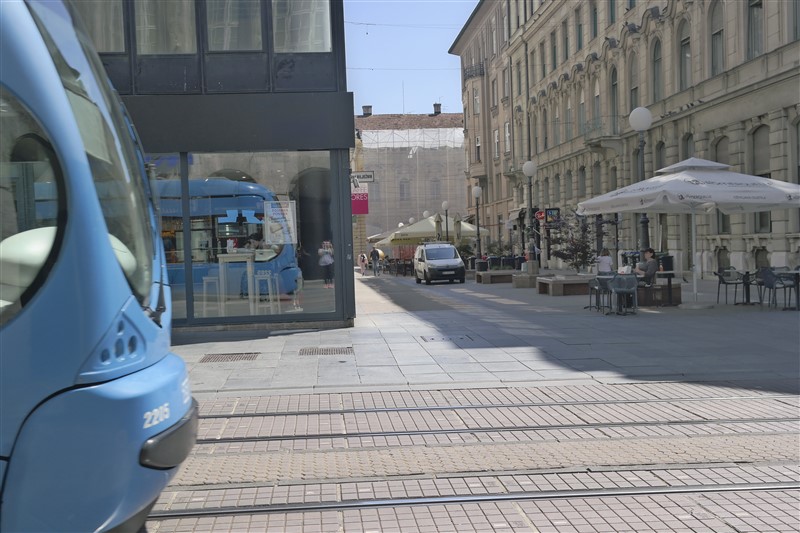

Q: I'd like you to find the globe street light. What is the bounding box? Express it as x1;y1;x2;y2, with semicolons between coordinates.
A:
408;217;415;225
472;186;483;272
441;200;450;241
423;210;430;218
629;106;653;254
522;161;537;267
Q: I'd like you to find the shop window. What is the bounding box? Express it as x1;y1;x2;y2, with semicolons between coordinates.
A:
272;0;331;53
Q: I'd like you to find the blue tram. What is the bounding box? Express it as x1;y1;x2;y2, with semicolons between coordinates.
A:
0;1;196;531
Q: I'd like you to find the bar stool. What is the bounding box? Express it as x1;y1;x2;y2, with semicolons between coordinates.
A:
254;270;279;314
201;275;220;316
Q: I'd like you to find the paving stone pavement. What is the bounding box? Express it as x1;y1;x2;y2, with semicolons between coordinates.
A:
153;272;800;532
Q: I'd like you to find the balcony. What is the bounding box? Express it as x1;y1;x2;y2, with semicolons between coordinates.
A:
583;116;623;156
464;62;485;80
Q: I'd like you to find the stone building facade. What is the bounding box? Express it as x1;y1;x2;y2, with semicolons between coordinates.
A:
354;110;466;241
450;0;800;274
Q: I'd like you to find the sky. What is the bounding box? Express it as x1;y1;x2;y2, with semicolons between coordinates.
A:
344;0;479;116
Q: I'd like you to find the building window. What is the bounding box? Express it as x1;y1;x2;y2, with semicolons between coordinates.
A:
710;2;724;76
73;0;125;52
399;180;409;200
578;89;586;134
554;107;561;145
475;136;481;162
542;108;549;150
608;0;616;25
562;19;569;61
592;162;602;194
493;129;500;159
473;88;480;114
753;125;771;233
575;7;584;50
609;166;617;190
554;174;561;202
566;99;573;140
516;62;522;95
565;171;573;199
578;167;587;197
592;80;601;130
135;0;197;54
610;68;619;134
590;2;599;39
206;0;262;51
628;0;635;8
652;39;663;102
539;42;546;79
629;55;639;110
491;79;498;107
683;134;695;159
431;179;441;199
272;0;332;53
678;21;692;91
503;12;509;42
504;122;511;153
794;0;800;41
747;0;763;59
491;17;497;56
550;31;557;72
503;68;509;98
656;141;666;170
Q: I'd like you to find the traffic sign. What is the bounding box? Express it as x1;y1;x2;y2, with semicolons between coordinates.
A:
535;210;545;221
350;171;374;183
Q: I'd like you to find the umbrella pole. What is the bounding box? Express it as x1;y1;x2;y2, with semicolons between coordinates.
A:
691;208;698;301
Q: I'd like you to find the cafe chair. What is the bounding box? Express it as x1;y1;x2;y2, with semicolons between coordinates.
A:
608;274;638;315
761;268;795;309
714;267;744;304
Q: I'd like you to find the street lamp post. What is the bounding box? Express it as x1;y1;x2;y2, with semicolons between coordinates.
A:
442;201;449;242
629;107;653;255
521;161;539;274
472;186;485;272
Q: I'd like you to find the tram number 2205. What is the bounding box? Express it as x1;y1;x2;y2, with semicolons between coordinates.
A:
143;403;170;429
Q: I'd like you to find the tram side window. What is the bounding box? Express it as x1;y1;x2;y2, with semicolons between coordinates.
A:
0;88;64;323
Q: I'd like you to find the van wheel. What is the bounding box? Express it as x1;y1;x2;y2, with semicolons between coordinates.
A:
415;274;421;284
425;274;431;285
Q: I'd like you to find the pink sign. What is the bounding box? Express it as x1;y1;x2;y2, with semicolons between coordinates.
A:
351;190;369;215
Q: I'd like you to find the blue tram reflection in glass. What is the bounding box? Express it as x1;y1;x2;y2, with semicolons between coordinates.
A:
155;178;301;317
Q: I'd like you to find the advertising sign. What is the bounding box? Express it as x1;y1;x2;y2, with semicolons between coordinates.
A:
264;201;297;244
351;184;369;215
350;171;375;183
545;208;560;223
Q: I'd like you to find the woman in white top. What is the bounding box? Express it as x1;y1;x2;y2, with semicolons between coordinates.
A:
596;248;614;273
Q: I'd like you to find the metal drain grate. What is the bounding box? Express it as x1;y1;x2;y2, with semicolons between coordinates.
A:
298;346;354;356
420;335;474;343
199;352;259;363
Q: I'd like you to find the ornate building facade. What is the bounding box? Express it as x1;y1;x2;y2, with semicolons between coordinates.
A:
451;0;800;274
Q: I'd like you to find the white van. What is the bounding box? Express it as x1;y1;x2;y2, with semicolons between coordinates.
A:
413;243;466;285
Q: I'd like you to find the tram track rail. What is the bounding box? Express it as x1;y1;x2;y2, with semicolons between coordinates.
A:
149;481;800;520
195;416;800;444
196;393;799;419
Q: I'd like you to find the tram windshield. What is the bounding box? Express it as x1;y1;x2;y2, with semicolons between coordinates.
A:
27;0;155;302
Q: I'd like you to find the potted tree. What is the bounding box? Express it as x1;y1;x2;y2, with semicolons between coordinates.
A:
549;213;594;274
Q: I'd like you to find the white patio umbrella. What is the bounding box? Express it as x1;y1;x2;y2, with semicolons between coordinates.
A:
376;215;478;246
577;157;800;301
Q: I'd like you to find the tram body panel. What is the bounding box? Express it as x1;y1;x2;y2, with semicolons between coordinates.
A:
0;1;196;530
1;354;195;533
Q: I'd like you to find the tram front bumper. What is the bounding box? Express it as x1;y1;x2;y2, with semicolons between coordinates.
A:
139;398;198;469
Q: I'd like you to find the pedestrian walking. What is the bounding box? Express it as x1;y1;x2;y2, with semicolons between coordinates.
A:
370;246;381;276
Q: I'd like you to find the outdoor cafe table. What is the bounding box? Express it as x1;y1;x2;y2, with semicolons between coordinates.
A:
734;270;756;306
217;251;255;317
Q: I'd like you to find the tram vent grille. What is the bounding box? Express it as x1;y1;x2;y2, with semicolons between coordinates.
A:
298;347;354;356
199;352;259;363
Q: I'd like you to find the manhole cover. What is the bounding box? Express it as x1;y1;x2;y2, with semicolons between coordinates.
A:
298;347;354;356
199;352;259;363
420;335;474;343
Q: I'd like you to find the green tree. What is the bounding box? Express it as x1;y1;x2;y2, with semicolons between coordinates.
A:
549;213;594;274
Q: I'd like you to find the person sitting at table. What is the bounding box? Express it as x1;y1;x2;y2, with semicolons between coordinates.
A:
595;248;614;274
634;247;658;286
